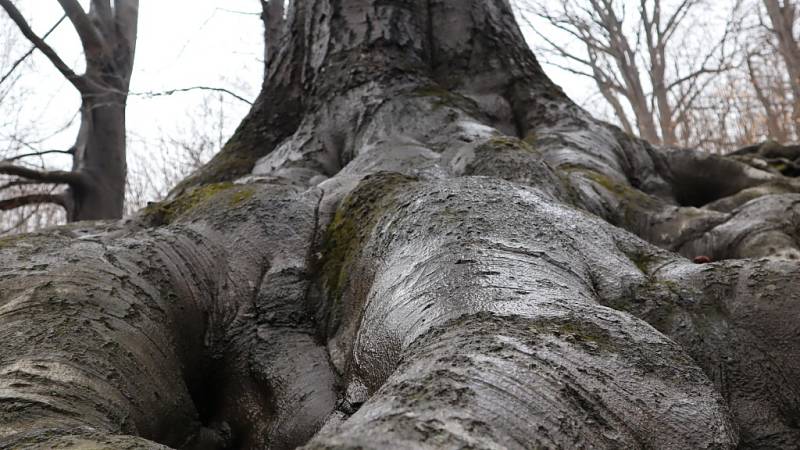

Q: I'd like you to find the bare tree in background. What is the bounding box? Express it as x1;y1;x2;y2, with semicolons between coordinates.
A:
745;44;793;142
689;0;800;150
761;0;800;137
518;0;736;146
0;14;67;232
670;0;797;152
0;0;138;222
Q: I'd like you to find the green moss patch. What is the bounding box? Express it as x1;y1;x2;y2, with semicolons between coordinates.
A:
550;320;614;351
319;172;417;333
0;234;23;249
629;252;658;274
142;182;257;226
412;85;480;113
559;166;662;228
476;136;538;154
582;171;658;208
523;131;538;146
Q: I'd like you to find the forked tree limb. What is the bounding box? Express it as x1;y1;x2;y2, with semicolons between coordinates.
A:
0;179;43;191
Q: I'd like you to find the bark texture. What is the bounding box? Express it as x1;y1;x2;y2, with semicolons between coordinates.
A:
2;0;800;449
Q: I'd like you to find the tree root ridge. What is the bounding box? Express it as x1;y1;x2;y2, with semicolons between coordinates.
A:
5;0;800;448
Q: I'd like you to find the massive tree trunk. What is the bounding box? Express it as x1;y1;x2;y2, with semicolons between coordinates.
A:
3;0;800;448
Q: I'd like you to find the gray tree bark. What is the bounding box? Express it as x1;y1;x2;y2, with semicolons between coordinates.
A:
2;0;800;449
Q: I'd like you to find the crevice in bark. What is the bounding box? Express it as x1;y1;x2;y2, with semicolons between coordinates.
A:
180;361;235;449
425;0;435;68
667;150;776;208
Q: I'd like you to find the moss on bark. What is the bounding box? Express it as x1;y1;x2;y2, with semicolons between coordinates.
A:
319;172;417;334
413;85;480;114
477;136;538;154
141;182;256;226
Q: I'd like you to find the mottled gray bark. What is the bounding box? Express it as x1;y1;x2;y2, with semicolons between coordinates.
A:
2;0;800;449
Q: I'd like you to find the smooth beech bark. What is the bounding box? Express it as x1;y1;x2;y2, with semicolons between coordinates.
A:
1;1;800;449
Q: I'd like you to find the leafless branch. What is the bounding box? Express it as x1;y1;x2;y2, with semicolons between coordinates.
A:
0;162;84;185
5;149;74;162
0;193;65;211
217;7;259;16
130;86;253;105
0;179;42;191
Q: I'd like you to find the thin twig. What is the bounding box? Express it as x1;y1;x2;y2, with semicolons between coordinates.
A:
130;86;253;105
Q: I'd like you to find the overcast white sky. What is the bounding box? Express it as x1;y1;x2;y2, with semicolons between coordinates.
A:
0;1;590;204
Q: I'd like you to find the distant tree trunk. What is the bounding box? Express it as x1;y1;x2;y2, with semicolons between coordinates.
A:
68;76;130;221
3;1;800;449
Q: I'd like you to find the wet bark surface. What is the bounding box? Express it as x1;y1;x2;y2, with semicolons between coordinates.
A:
2;0;800;449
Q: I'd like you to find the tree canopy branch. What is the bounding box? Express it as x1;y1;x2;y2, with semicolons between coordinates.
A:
0;179;41;191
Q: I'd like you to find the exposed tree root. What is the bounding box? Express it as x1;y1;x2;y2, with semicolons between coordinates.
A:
3;0;800;448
